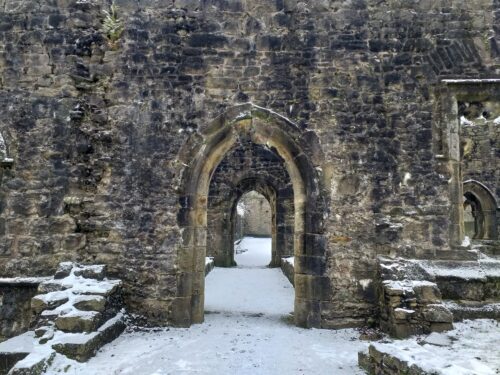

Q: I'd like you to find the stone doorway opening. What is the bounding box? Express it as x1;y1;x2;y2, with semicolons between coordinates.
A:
234;191;273;268
177;104;327;328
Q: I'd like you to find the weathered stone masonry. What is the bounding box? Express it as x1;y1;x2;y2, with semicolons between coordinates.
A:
0;0;499;329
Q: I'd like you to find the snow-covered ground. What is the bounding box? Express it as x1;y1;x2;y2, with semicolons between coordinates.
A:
41;237;500;374
371;319;500;375
234;236;272;267
44;237;368;374
205;236;292;316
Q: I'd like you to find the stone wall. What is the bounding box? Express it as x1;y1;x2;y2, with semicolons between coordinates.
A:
0;278;44;341
461;104;500;241
0;0;498;326
240;191;272;237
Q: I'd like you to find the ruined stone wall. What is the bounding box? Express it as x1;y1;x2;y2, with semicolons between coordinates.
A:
461;103;500;239
461;104;500;200
0;0;499;326
0;279;41;341
240;191;272;237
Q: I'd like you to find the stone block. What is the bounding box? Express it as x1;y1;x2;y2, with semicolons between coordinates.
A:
392;323;418;339
357;351;374;374
176;272;193;298
294;298;321;328
301;233;327;257
393;308;415;320
38;282;70;294
294;274;330;300
429;322;454;333
294;256;326;276
413;283;442;303
73;265;106;281
0;353;29;375
8;351;55;375
54;262;73;279
170;297;192;327
422;304;453;323
31;293;68;314
55;311;102;333
73;295;106;313
52;313;125;362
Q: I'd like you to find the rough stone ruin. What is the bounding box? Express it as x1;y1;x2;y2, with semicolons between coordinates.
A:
0;0;499;373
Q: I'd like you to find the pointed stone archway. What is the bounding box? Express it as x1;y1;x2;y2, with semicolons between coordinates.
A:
176;103;328;328
463;180;498;240
206;146;295;268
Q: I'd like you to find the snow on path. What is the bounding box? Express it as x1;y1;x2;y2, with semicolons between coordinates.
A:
204;267;294;316
205;237;292;316
45;237;368;374
234;236;272;267
47;313;367;375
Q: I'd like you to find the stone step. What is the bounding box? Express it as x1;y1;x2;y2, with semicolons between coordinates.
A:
55;311;102;333
51;313;126;362
415;258;500;301
71;279;121;297
7;351;55;375
73;265;106;281
0;332;34;375
31;291;69;314
444;300;500;321
73;295;107;313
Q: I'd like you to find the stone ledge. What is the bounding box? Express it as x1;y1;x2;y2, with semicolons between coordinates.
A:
359;345;428;375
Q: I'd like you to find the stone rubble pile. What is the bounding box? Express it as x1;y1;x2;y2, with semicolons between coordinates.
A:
0;262;125;375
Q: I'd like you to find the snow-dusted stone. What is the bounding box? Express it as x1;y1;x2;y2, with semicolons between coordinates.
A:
360;320;500;375
422;305;453;323
393;308;415;320
8;351;55;375
34;327;50;338
51;313;126;362
204;257;214;276
72;279;121;297
73;295;106;312
31;292;69;314
38;280;71;294
413;284;441;304
280;256;295;286
73;265;106;281
54;262;74;280
422;332;452;347
55;311;102;333
444;300;500;321
0;332;34;375
38;329;54;345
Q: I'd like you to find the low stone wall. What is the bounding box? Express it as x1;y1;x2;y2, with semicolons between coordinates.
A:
0;278;47;342
280;257;294;286
359;345;428;375
378;258;453;338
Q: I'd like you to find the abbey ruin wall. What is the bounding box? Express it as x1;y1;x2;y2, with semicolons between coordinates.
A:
0;0;499;327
